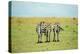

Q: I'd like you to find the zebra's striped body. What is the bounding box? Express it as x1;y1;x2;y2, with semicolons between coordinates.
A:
36;22;63;43
52;23;64;42
36;21;51;43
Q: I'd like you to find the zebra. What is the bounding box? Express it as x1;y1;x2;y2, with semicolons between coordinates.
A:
52;23;64;42
36;21;51;43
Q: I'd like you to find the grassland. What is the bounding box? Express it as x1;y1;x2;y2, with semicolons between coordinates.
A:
10;17;78;53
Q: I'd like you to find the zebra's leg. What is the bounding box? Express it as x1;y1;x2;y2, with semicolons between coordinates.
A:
37;33;42;43
53;32;56;42
47;31;50;42
40;33;43;43
57;32;59;42
45;31;48;42
48;32;50;42
38;35;40;43
37;34;40;43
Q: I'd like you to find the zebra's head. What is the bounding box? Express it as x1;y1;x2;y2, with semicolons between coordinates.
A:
40;21;47;29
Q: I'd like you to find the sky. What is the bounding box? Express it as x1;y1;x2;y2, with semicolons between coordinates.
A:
10;1;78;17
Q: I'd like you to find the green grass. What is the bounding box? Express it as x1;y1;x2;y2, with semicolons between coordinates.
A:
11;17;78;53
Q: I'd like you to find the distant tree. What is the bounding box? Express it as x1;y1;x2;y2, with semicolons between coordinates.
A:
73;17;76;20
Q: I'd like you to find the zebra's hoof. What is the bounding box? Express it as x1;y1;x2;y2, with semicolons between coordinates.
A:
37;42;40;43
45;41;50;42
39;41;43;43
37;41;43;43
48;41;50;42
57;40;60;42
53;40;56;42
